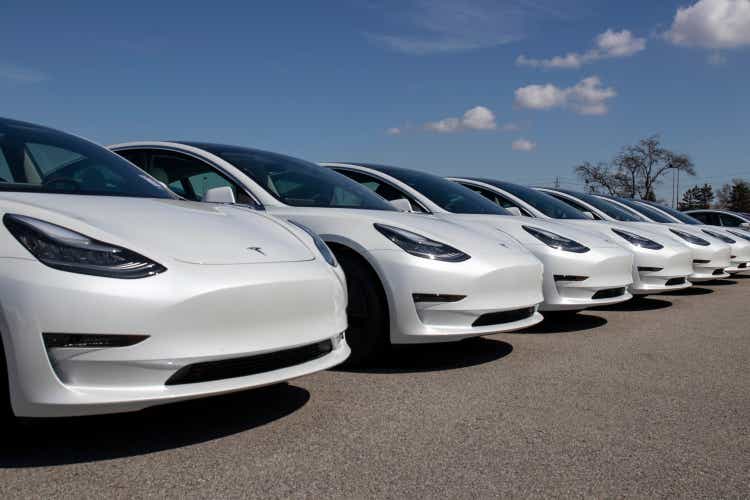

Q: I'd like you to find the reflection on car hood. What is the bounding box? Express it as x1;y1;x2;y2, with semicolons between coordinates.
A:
0;193;315;265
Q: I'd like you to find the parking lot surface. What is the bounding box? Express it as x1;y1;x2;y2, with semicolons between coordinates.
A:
1;277;749;498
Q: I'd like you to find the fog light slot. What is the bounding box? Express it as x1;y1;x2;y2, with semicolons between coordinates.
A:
665;277;686;286
412;293;466;303
638;266;663;272
712;269;725;276
693;259;710;264
43;333;149;349
553;275;588;282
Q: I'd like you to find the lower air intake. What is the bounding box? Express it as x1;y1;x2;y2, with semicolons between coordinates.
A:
166;339;333;385
592;287;626;300
665;277;687;286
712;269;726;276
472;307;535;327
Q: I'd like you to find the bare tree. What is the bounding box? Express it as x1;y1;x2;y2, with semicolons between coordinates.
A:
575;135;696;199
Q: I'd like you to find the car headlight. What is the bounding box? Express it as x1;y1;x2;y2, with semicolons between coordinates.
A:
287;220;337;267
670;228;710;246
727;229;750;242
701;229;735;244
4;214;166;278
522;226;589;253
374;224;470;262
612;229;664;250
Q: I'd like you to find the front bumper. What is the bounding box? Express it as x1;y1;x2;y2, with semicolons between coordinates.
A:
688;244;732;282
629;245;693;295
367;249;544;343
0;258;348;417
531;245;634;312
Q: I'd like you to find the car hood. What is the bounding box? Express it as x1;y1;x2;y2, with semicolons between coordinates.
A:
0;193;315;264
441;214;620;249
266;207;537;261
562;219;685;249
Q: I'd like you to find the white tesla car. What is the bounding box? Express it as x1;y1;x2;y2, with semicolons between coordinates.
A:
322;163;635;312
448;178;693;295
536;188;731;282
0;118;351;418
685;209;750;234
604;198;750;274
109;142;546;365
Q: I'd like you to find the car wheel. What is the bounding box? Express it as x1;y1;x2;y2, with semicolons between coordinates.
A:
335;251;390;365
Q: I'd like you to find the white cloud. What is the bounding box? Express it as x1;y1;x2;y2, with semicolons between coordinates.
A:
425;117;462;133
366;0;573;54
513;84;568;109
517;29;646;69
425;105;497;133
664;0;750;48
461;106;497;130
386;127;402;135
0;63;49;84
514;76;616;116
512;138;537;151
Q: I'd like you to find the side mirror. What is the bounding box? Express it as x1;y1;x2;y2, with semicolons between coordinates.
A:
204;186;236;204
740;222;750;228
389;198;413;212
506;206;522;216
582;211;595;220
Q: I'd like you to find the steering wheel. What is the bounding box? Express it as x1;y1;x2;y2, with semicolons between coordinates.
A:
42;177;81;192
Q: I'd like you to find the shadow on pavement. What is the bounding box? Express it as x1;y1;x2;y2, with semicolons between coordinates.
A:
520;312;607;334
703;279;738;286
730;273;750;279
0;383;309;467
592;296;672;312
660;286;714;296
342;337;513;374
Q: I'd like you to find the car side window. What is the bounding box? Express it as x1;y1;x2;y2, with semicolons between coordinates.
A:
466;185;531;215
547;193;602;219
720;213;743;227
144;151;253;204
335;169;428;213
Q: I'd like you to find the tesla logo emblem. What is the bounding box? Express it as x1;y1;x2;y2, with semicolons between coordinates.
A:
498;243;508;248
247;246;266;255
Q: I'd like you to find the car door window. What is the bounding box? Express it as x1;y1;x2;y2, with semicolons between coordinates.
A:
334;169;428;213
466;184;531;215
547;193;603;219
146;151;253;204
720;214;744;227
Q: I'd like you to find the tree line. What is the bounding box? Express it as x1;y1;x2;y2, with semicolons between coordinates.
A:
574;135;750;212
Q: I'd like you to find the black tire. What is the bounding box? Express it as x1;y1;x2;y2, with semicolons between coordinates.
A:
335;251;390;366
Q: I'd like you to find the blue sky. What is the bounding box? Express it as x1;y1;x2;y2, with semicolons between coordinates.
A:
1;0;748;199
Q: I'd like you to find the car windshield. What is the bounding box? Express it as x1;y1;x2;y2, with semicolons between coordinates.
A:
641;202;701;225
556;191;642;221
481;180;588;219
189;144;396;210
367;165;510;215
0;118;172;198
611;198;674;223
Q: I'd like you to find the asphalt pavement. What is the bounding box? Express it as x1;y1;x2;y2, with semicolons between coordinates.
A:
1;276;749;498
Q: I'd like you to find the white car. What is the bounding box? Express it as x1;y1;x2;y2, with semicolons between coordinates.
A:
0;118;351;418
536;188;731;282
685;209;750;234
606;199;750;274
448;178;693;295
323;163;635;312
109;142;546;365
